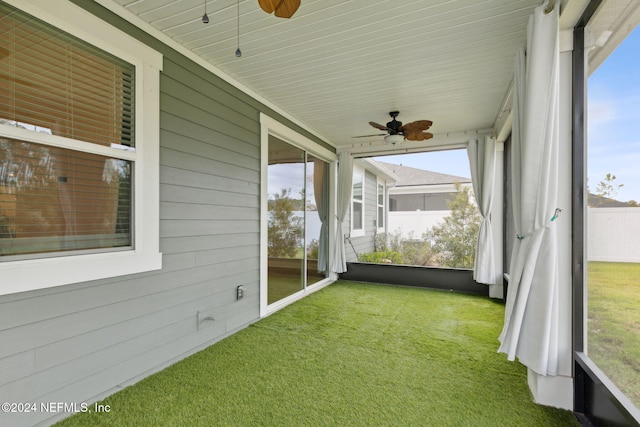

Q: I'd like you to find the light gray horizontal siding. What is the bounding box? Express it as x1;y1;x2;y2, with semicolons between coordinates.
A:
160;232;256;254
0;1;327;422
344;170;379;261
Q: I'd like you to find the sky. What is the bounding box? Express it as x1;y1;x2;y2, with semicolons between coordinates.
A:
587;25;640;202
375;24;640;203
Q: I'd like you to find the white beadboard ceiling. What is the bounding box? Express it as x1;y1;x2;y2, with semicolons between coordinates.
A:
109;0;546;155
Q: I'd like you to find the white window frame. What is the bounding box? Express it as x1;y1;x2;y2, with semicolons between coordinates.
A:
377;179;386;232
0;0;163;295
351;165;365;237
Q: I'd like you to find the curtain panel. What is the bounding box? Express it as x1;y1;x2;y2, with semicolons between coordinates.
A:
467;136;498;285
331;152;353;274
498;2;562;376
313;159;330;273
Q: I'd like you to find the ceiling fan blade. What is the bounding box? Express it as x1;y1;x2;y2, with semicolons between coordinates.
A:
405;132;434;141
259;0;300;18
369;121;390;131
352;133;386;138
258;0;278;13
274;0;300;18
400;120;433;134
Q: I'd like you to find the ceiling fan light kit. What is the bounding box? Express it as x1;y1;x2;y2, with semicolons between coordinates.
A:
384;134;404;145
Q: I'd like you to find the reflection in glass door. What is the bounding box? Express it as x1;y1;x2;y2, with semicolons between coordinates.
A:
306;155;329;287
267;137;329;305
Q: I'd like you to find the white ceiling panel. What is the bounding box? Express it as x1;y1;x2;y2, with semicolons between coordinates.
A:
110;0;545;155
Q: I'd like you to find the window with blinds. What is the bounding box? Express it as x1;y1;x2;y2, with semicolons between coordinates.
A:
0;3;135;258
0;3;135;148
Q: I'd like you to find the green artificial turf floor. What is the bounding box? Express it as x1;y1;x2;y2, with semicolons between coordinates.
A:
56;281;579;426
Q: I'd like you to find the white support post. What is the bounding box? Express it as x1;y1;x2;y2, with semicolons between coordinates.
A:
526;29;575;410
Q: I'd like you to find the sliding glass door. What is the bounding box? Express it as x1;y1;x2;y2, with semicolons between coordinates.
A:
267;136;329;305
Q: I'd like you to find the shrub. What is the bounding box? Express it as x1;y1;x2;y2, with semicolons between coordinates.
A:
307;238;319;259
358;250;403;264
429;184;480;269
370;230;438;266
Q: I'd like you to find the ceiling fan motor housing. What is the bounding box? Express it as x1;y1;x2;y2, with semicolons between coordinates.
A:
387;111;402;134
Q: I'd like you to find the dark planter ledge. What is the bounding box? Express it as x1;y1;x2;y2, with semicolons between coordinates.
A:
339;262;489;297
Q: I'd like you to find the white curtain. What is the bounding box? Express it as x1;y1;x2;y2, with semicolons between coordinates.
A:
313;159;329;273
498;2;561;376
467;135;497;285
331;152;353;274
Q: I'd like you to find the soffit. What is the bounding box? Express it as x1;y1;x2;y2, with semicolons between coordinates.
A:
110;0;544;155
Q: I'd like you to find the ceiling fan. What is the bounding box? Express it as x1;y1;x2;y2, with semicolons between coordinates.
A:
258;0;301;18
353;111;433;144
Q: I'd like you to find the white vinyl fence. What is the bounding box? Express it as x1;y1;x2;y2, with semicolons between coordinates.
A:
388;211;449;239
390;207;640;263
587;207;640;263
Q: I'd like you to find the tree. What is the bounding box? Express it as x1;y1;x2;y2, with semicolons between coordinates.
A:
428;183;482;269
595;173;624;199
267;188;304;258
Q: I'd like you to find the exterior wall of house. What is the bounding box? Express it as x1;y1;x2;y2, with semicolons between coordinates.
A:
344;169;382;261
389;192;455;211
0;2;333;426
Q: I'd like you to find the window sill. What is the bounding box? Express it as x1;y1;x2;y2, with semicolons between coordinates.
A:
0;251;162;295
351;230;365;238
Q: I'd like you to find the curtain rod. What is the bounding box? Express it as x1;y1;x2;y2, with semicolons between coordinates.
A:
544;0;556;14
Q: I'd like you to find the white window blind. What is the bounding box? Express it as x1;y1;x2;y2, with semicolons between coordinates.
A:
0;2;135;148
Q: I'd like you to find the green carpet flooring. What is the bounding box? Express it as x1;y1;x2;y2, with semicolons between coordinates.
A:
56;281;579;426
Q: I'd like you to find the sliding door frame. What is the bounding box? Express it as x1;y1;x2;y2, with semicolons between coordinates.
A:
572;1;640;424
259;114;337;317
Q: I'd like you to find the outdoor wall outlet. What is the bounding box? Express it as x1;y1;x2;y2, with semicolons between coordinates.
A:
236;285;245;300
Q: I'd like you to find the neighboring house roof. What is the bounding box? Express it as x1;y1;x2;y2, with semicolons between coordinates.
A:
377;161;471;187
588;193;637;207
356;158;398;186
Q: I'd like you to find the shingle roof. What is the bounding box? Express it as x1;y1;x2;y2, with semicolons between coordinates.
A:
377;161;471;187
588;193;636;207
